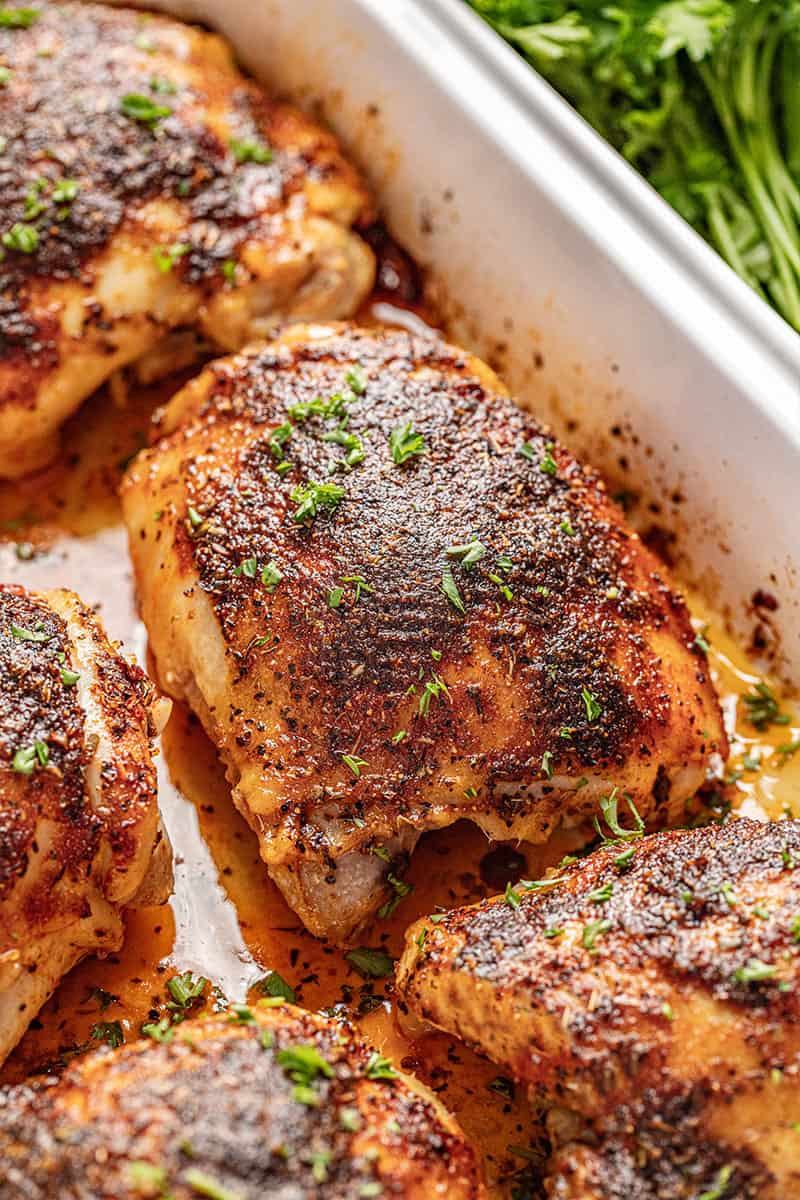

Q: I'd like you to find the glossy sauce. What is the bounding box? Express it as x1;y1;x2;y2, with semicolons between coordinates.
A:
0;299;798;1198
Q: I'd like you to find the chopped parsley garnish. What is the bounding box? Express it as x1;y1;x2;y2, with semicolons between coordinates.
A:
540;442;558;475
378;872;413;919
544;926;564;939
229;137;273;164
221;258;237;285
541;750;554;779
518;442;536;461
258;970;296;1003
152;242;188;273
692;627;711;656
235;557;258;580
187;505;204;530
341;574;374;603
697;1166;733;1200
505;882;521;909
10;621;48;642
593;788;645;843
328;586;343;609
341;753;368;778
126;1162;167;1193
0;67;10;87
90;1020;124;1048
322;424;364;469
340;1106;362;1132
581;687;602;722
391;729;407;744
488;571;513;601
346;366;366;394
141;1016;174;1043
742;681;790;730
614;845;636;869
0;9;39;29
582;918;612;950
309;1150;331;1184
149;75;177;95
260;561;283;591
345;946;394;978
440;567;465;613
365;1050;397;1080
12;739;48;774
791;915;800;942
732;958;776;984
167;971;207;1011
268;420;291;461
446;539;486;569
587;881;613;904
2;222;38;253
276;1042;334;1107
418;672;449;717
288;391;348;424
560;518;576;536
228;1004;254;1024
291;480;345;523
519;873;571;892
183;1168;243;1200
120;93;172;125
389;422;425;465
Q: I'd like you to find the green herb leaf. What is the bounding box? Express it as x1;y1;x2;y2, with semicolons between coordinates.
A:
440;567;465;613
229;137;273;164
120;93;171;124
258;970;296;1003
389;422;425;465
345;947;394;978
2;222;38;253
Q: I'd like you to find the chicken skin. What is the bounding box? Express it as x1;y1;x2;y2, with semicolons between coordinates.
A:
0;583;171;1065
121;323;725;942
0;2;374;477
397;817;800;1199
0;1001;485;1199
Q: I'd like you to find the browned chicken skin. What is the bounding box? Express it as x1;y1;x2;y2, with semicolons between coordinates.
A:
0;583;171;1066
0;1002;486;1199
0;1;374;477
121;322;725;942
397;817;800;1199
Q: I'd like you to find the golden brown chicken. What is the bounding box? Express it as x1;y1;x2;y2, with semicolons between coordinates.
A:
397;817;800;1199
0;1;374;477
0;582;171;1065
121;322;725;943
0;1001;485;1199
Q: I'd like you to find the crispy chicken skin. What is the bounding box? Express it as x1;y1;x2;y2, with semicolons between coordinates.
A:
0;1002;486;1199
121;323;725;942
0;583;171;1066
397;818;800;1199
0;2;374;478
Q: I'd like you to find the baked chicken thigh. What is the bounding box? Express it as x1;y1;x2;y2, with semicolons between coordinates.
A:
0;1002;485;1199
0;1;374;477
0;583;170;1066
121;323;725;942
397;817;800;1199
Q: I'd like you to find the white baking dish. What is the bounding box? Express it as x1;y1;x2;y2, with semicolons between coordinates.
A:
120;0;800;676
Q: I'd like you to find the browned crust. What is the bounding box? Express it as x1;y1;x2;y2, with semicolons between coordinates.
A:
0;584;89;902
547;1085;773;1199
128;326;724;846
421;819;800;1009
0;1;373;393
0;1004;486;1199
0;583;160;943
